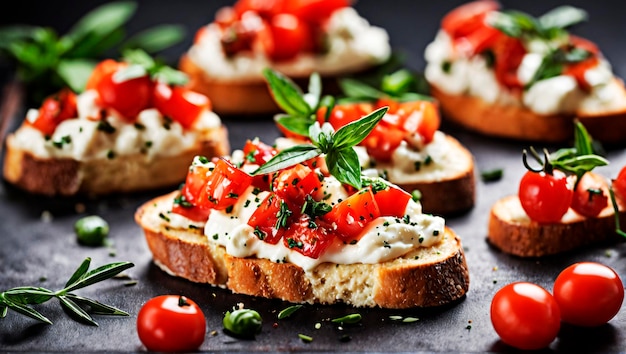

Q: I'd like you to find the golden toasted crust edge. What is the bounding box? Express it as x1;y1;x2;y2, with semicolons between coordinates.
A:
488;195;626;257
3;125;229;196
431;84;626;144
135;192;470;308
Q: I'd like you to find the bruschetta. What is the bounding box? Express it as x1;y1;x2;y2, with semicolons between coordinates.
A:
3;50;230;196
265;68;475;216
135;109;470;308
179;0;391;115
424;1;626;144
487;123;626;257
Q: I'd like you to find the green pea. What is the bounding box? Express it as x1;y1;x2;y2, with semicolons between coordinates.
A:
223;308;262;337
75;215;109;246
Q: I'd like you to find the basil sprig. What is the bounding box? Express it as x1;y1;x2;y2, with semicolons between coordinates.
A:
0;257;133;326
523;121;608;184
487;6;591;88
253;106;387;189
0;1;185;101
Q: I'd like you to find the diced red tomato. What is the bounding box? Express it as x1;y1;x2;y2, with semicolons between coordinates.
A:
93;66;153;120
361;123;405;162
153;83;211;129
282;214;335;258
247;193;288;244
284;0;349;24
441;0;501;55
493;35;526;89
563;36;601;91
234;0;287;18
272;164;323;207
242;139;278;165
201;158;254;211
614;166;626;202
324;186;381;242
179;163;213;210
318;103;369;130
372;184;412;217
28;88;78;136
214;6;238;28
394;100;441;144
259;13;313;61
171;199;211;222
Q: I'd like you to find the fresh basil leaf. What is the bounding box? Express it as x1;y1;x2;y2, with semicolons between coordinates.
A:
318;95;336;122
573;121;593;156
0;306;7;318
396;92;434;102
339;77;384;100
152;65;189;85
263;68;310;116
326;147;362;189
539;5;587;30
252;145;321;176
488;10;537;38
113;64;148;82
65;1;136;46
333;107;387;150
0;25;39;50
122;24;186;54
275;114;313;137
57;58;97;92
309;122;335;151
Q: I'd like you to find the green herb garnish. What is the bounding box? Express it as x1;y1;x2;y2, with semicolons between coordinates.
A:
481;168;504;182
0;1;185;101
331;313;362;324
0;257;133;325
223;308;263;338
277;304;303;319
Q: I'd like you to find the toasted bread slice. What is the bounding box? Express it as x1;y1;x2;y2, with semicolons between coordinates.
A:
3;125;229;196
488;195;626;257
373;134;475;216
135;192;470;309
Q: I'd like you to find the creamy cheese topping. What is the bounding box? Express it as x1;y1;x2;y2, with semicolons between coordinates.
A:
11;90;221;161
187;7;391;82
424;30;626;115
275;131;469;185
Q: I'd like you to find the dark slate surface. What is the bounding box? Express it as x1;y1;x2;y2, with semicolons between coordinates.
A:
1;0;626;352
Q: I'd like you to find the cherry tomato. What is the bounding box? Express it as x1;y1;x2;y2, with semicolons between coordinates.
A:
282;213;335;258
94;66;153;120
570;172;609;218
137;295;206;352
441;0;501;54
361;123;405;162
613;166;626;201
553;262;624;327
247;193;289;244
178;162;213;217
324;186;381;242
394;100;441;144
234;0;286;18
518;169;573;223
284;0;349;24
260;13;313;61
28;88;78;136
152;83;211;129
85;59;123;91
490;282;561;350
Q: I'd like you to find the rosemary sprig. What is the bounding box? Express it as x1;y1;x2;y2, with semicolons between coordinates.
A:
0;257;134;326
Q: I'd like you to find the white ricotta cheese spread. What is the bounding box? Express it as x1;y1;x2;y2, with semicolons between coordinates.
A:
187;7;391;82
12;90;221;161
424;30;626;115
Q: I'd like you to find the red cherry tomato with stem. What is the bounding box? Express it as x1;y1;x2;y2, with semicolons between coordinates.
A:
137;295;206;352
490;282;561;350
553;262;624;327
570;172;609;218
518;169;573;223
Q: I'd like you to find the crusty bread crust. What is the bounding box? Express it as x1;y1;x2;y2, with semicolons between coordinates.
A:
3;125;229;196
391;135;475;216
488;195;626;257
430;84;626;145
135;192;470;308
